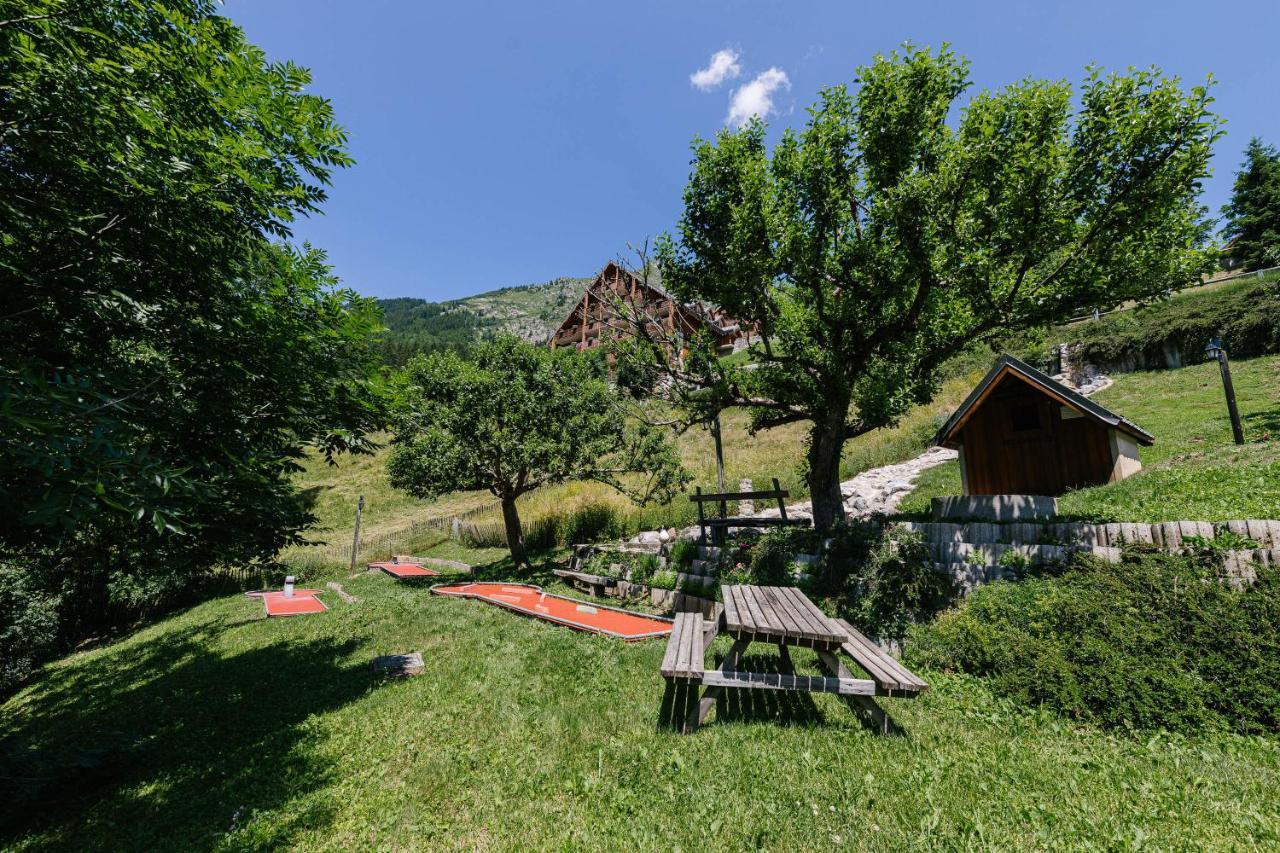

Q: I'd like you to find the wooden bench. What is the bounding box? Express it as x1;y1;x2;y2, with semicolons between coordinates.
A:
832;618;929;697
552;568;617;597
659;585;928;735
690;477;810;544
660;611;713;681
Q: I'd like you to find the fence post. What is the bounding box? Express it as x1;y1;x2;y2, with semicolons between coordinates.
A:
349;495;364;574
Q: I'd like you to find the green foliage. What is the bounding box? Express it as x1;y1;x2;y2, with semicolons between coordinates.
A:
648;569;678;590
1054;278;1280;370
372;276;593;366
0;562;60;693
748;528;816;586
822;524;957;642
1221;138;1280;270
581;549;658;584
387;336;688;565
654;44;1219;530
0;0;385;656
373;298;496;366
668;538;699;568
909;550;1280;734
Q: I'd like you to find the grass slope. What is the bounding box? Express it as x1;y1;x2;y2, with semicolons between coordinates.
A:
898;353;1280;520
3;559;1278;849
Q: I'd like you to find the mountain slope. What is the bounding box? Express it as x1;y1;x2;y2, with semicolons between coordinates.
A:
375;276;590;364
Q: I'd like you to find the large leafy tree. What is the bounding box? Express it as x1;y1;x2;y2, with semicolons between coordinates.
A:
643;45;1217;530
1221;138;1280;271
0;0;384;641
387;336;688;568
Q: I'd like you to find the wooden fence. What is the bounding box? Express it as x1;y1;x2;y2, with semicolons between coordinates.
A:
305;500;504;564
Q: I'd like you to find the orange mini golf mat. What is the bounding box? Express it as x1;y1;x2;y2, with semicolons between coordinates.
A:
368;561;440;578
431;582;672;640
246;588;328;617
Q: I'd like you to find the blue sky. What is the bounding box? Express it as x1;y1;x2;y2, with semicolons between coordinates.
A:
224;0;1280;301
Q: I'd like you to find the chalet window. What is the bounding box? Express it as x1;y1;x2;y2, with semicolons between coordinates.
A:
1009;403;1041;432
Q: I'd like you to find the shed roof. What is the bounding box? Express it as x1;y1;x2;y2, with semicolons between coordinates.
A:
933;354;1155;448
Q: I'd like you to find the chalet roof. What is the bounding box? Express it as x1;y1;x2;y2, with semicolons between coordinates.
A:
553;262;740;338
933;354;1155;448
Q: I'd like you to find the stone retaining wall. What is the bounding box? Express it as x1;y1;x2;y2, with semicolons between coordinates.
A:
897;519;1280;549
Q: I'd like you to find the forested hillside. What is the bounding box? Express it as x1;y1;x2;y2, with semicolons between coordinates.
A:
375;275;590;364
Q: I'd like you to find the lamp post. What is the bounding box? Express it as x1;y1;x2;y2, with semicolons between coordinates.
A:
1205;337;1245;445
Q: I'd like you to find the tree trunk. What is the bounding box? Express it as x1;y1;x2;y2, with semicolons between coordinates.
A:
807;410;848;532
501;496;529;569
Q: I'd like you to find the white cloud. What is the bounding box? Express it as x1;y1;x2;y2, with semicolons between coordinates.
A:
690;49;742;91
726;67;791;127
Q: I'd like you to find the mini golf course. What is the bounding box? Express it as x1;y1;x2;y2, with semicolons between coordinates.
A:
431;582;673;640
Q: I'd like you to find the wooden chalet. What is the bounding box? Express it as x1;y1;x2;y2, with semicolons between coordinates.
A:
934;355;1154;496
547;262;751;355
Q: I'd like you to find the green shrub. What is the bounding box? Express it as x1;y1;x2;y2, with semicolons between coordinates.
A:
0;562;61;693
748;530;801;586
629;554;660;584
822;522;957;642
908;549;1280;734
558;502;626;546
1055;278;1280;369
649;570;677;591
668;538;698;568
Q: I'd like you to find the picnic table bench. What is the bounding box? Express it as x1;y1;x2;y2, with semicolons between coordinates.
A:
660;584;928;733
690;478;810;544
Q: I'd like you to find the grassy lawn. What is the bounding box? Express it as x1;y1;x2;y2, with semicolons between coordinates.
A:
3;555;1279;850
899;353;1280;521
293;366;985;558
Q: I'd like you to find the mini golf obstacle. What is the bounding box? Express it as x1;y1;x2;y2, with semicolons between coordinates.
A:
431;582;673;641
368;560;440;579
246;576;328;617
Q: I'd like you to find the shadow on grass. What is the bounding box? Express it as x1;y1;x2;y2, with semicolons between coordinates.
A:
657;651;826;733
0;618;372;849
466;549;566;586
1243;407;1280;439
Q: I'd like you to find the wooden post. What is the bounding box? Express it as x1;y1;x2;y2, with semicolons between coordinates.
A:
1216;348;1245;445
349;495;364;574
695;486;706;544
712;413;727;520
773;478;788;522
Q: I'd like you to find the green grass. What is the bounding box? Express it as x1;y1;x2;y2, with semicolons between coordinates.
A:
4;555;1279;850
899;353;1280;521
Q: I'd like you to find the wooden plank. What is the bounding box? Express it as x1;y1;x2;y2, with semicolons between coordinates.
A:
740;585;788;638
699;670;877;696
703;517;809;528
721;584;741;629
834;618;929;692
840;627;917;690
676;612;698;678
660;625;681;678
689;489;789;503
757;586;803;640
772;586;826;642
759;586;813;642
778;586;846;646
728;586;759;639
735;585;772;637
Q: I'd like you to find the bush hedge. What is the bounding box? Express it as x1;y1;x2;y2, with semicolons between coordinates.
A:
1053;278;1280;371
908;549;1280;734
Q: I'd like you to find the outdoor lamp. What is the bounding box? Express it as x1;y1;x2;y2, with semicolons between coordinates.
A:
1205;335;1244;445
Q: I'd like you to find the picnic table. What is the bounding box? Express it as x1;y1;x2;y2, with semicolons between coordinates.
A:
661;584;928;734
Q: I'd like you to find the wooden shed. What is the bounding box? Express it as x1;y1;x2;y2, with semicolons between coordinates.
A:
934;355;1154;496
